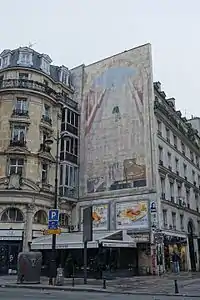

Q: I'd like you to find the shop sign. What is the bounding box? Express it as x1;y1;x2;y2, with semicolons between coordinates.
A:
102;242;136;248
151;212;158;229
154;232;164;244
129;233;150;243
150;201;157;213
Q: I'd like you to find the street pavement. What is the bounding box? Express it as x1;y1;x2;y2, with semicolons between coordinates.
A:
0;288;199;300
1;273;200;297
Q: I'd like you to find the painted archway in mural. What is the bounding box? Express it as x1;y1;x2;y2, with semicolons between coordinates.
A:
188;219;196;271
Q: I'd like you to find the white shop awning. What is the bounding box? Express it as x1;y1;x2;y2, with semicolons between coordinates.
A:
31;230;136;250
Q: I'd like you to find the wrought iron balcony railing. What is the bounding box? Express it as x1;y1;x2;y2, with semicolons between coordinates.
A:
12;108;29;117
10;139;26;147
0;79;79;111
0;79;57;99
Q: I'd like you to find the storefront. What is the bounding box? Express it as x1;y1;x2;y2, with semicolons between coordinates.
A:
0;229;23;275
163;233;188;272
31;230;138;277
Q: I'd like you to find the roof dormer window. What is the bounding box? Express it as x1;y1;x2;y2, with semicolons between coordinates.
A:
59;66;70;86
17;47;33;66
40;54;52;75
0;49;12;69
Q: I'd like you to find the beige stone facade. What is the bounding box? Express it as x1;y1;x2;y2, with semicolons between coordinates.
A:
0;48;76;263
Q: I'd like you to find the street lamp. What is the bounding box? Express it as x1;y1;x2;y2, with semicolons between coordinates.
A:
44;128;69;285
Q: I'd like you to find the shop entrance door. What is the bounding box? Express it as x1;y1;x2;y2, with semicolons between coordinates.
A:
0;245;8;274
0;242;21;275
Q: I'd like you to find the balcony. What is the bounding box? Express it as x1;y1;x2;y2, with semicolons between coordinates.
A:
61;123;78;136
10;139;26;147
59;186;78;199
12;108;29;117
0;79;57;99
41;114;52;126
58;93;78;111
60;152;78;164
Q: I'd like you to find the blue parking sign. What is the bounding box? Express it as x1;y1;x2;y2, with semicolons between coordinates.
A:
48;209;59;221
48;220;59;230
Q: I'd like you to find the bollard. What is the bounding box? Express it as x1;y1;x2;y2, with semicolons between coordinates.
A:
103;278;106;289
72;275;75;287
174;279;179;294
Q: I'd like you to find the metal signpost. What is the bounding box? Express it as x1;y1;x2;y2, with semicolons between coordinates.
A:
83;206;93;284
48;209;59;285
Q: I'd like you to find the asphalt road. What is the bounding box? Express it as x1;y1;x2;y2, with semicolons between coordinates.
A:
0;288;199;300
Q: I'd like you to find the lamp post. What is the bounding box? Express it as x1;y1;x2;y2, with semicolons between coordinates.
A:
44;127;68;285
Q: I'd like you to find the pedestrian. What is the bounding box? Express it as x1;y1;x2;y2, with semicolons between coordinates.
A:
172;251;180;273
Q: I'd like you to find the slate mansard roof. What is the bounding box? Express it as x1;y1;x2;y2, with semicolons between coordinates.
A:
0;47;70;83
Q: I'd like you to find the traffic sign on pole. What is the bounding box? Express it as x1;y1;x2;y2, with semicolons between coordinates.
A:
48;209;59;230
48;209;59;221
48;220;59;230
43;229;61;235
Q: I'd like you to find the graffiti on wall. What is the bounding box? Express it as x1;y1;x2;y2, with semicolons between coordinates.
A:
83;45;152;193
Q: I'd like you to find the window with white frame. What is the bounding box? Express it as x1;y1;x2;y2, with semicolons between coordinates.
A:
15;98;28;113
158;146;163;163
60;164;78;188
160;177;165;195
60;66;70;86
61;70;69;85
177;185;182;198
166;127;170;142
163;210;167;227
60;137;78;157
17;50;33;66
40;55;51;75
180;214;184;230
42;163;48;183
1;56;9;68
42;60;50;74
44;104;50;117
170;182;174;199
157;120;162;135
12;125;26;142
175;157;179;172
8;158;24;175
67;110;78;128
0;50;11;68
167;152;172;167
172;212;176;229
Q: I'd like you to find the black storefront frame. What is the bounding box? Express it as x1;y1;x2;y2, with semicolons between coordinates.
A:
0;240;22;275
40;245;138;278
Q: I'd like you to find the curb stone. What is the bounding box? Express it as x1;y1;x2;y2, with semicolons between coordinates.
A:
1;283;200;298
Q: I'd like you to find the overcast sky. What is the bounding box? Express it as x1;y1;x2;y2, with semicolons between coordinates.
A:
0;0;199;118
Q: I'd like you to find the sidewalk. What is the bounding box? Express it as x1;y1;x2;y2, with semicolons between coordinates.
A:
1;273;200;297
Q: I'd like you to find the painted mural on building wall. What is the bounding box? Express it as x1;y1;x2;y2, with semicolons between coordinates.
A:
82;44;153;193
80;204;108;231
116;201;149;229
